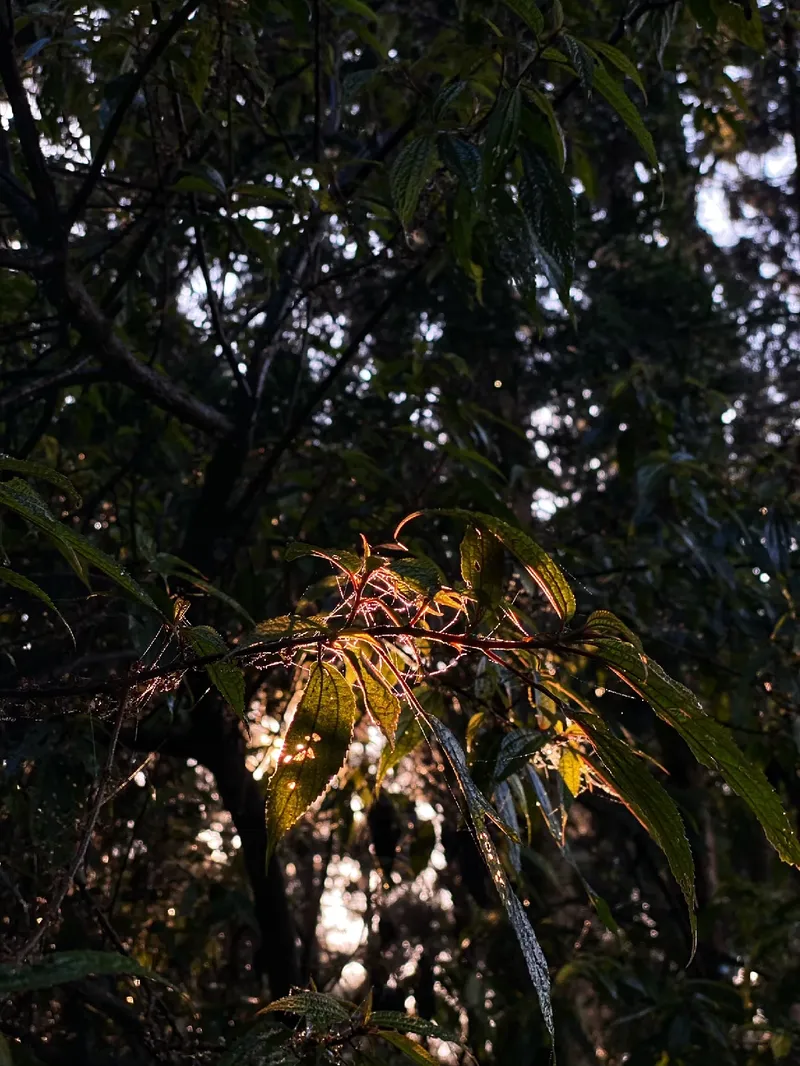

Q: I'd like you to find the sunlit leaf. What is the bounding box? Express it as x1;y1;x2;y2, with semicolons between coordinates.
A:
186;626;246;719
266;662;357;854
353;655;402;747
284;541;362;574
377;1030;439;1065
376;706;423;790
369;1011;458;1041
241;614;331;649
558;747;583;797
428;509;575;622
460;524;505;616
584;609;643;652
260;990;351;1026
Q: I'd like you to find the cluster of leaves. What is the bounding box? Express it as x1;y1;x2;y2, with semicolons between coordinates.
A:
3;454;798;1051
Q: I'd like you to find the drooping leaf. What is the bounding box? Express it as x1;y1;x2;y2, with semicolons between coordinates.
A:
495;780;522;871
422;714;518;841
266;662;357;853
0;567;74;644
0;951;167;994
376;705;424;790
592;63;658;170
353;655;403;746
150;554;255;625
260;990;351;1027
572;707;697;952
519;143;576;301
369;1011;458;1042
584;609;643;652
501;0;544;35
586;40;647;101
561;34;596;96
428;509;575;622
0;479;158;612
494;728;547;783
0;454;82;507
460;524;505;615
483;87;522;179
390;136;438;226
587;638;800;868
524;87;567;169
186;626;246;719
377;1030;440;1065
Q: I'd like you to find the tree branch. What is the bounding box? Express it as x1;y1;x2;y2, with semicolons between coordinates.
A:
67;0;200;227
61;273;235;436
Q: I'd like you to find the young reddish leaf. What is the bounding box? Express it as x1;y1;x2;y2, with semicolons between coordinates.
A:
266;662;356;854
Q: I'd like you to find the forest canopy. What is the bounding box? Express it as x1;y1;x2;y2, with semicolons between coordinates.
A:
0;0;799;1063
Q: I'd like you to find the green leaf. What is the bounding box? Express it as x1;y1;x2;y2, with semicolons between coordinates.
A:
0;951;166;994
460;525;505;615
186;626;246;719
333;0;379;21
241;614;331;648
377;1031;439;1065
432;79;467;120
592;63;658;170
495;780;522;871
0;567;74;644
151;556;256;625
376;706;423;790
0;479;158;612
218;1020;295;1066
574;709;697;952
438;135;483;193
432;509;575;622
519;143;576;301
584;609;643;652
260;990;351;1026
266;662;357;854
587;639;800;868
524;88;566;169
354;655;403;746
369;1012;458;1041
494;729;547;783
561;34;596;96
483;88;521;179
0;454;82;507
284;541;362;574
387;556;443;597
501;0;544;35
390;136;437;226
586;40;647;101
710;0;764;51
